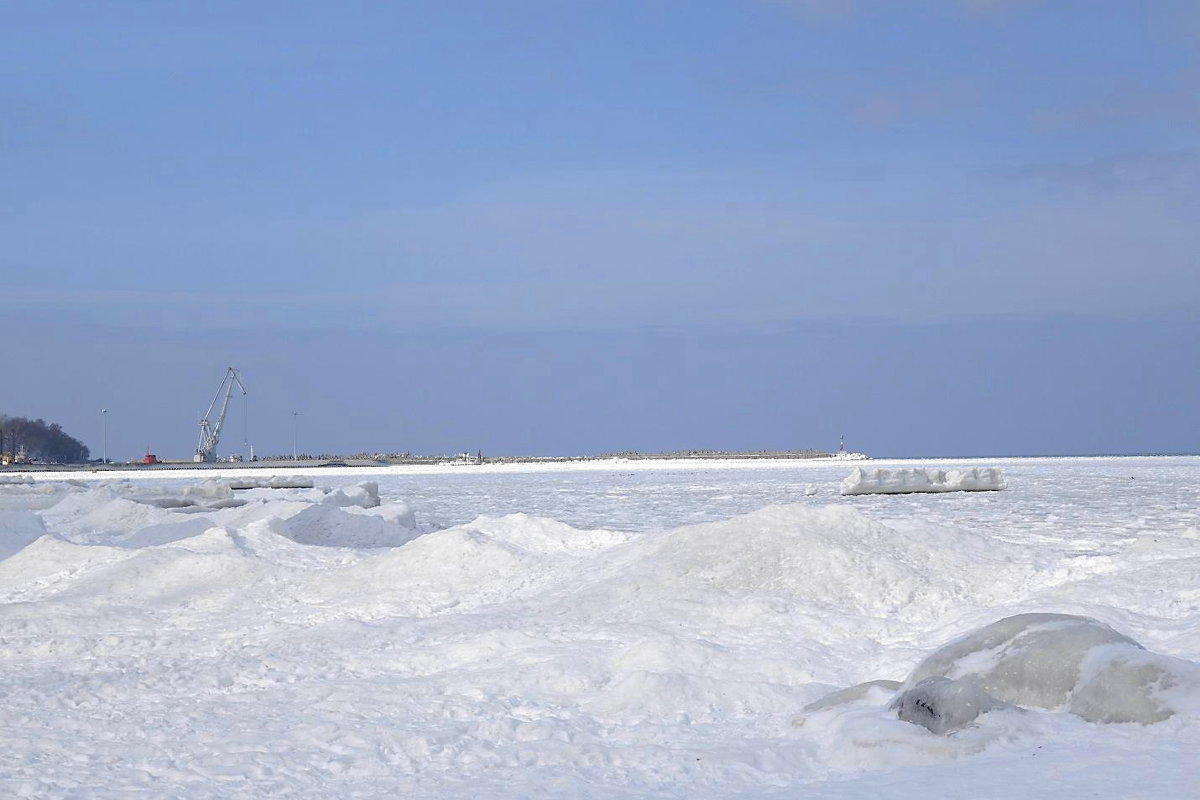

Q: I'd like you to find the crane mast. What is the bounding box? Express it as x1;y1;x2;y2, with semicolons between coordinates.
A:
194;367;247;463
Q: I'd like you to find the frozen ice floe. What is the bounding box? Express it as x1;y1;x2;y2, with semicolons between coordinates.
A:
0;459;1198;797
841;466;1006;495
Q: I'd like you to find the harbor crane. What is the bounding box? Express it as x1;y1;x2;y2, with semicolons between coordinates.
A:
194;367;247;463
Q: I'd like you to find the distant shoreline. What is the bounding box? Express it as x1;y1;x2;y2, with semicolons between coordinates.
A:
4;451;1196;483
2;449;846;473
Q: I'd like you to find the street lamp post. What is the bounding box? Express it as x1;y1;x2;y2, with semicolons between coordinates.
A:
101;409;107;464
292;411;299;461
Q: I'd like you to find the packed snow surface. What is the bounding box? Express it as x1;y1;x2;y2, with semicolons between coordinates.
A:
0;456;1198;797
841;466;1006;495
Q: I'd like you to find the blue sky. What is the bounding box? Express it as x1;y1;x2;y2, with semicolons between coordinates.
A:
3;1;1197;459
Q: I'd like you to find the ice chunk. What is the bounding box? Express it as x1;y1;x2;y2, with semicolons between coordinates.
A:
180;479;236;499
320;481;380;509
902;613;1200;725
890;676;1010;734
1069;644;1200;724
366;500;418;530
841;467;1006;496
0;475;34;485
905;613;1139;709
273;504;421;549
227;476;315;490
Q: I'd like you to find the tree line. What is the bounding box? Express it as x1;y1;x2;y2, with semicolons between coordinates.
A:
0;415;91;464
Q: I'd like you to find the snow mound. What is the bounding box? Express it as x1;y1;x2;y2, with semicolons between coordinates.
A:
311;526;536;615
577;504;1038;627
841;467;1006;495
0;535;136;602
31;480;411;552
0;509;48;560
40;489;187;543
0;479;84;512
461;513;635;554
27;527;298;610
310;514;632;616
108;516;222;549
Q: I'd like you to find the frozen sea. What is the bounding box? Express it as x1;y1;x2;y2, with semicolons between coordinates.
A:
0;455;1197;798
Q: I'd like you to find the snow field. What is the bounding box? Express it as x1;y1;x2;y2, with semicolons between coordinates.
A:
0;458;1197;797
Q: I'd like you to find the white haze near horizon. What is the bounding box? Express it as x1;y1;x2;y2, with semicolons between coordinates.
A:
0;455;1198;797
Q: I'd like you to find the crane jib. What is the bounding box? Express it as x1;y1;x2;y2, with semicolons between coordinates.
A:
195;367;247;463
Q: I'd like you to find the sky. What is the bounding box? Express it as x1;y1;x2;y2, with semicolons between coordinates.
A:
2;0;1198;460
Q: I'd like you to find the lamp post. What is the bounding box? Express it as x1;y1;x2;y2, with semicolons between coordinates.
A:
292;411;299;461
101;408;107;464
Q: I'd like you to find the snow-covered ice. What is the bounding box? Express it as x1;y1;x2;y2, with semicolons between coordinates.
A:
0;455;1197;797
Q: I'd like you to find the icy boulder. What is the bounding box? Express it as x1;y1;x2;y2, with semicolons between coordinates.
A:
127;480;246;510
320;481;381;509
0;475;34;485
367;499;418;530
272;503;421;549
841;467;1005;496
902;613;1200;725
889;677;1011;734
227;476;315;490
801;613;1200;739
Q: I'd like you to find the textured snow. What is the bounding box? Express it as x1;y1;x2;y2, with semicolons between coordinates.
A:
841;466;1006;495
0;456;1197;797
